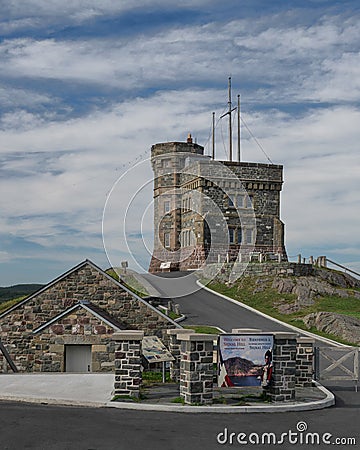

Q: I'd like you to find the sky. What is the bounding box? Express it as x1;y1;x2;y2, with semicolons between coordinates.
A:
0;0;359;285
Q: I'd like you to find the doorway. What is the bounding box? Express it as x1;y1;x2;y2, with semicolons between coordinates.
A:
65;345;92;373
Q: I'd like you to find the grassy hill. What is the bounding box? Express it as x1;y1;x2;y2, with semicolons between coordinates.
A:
0;284;44;303
207;267;360;345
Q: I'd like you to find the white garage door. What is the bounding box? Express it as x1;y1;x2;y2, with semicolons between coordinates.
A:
65;345;92;373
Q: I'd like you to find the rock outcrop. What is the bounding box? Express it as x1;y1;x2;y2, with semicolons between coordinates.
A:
303;312;360;345
272;274;360;314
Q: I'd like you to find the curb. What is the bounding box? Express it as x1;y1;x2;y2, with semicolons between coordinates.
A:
0;395;108;408
0;383;335;413
105;382;335;413
197;281;346;347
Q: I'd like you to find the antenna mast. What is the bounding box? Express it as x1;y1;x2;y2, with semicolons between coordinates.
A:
212;111;215;160
237;94;241;162
220;77;237;162
228;77;232;161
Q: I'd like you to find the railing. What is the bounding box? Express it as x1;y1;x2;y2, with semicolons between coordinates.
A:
326;258;360;278
0;339;18;373
315;346;359;392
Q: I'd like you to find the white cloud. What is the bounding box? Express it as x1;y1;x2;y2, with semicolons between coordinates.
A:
0;0;214;33
0;3;359;282
1;14;359;108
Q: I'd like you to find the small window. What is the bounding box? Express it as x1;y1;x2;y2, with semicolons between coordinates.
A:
164;201;170;214
237;194;244;208
245;229;253;244
164;233;170;248
237;228;242;244
228;194;235;208
162;159;171;168
246;195;253;209
229;228;235;243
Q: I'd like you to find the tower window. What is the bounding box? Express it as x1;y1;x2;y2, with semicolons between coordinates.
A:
237;194;244;208
246;195;253;209
164;233;170;248
245;229;253;244
228;194;235;208
164;201;170;214
162;159;171;168
229;228;235;244
237;228;242;244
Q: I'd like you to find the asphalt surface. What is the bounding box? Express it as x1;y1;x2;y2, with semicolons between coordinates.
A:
143;272;339;345
143;271;291;332
0;383;359;450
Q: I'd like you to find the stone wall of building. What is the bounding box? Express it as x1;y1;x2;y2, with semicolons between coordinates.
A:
0;261;177;373
30;307;117;372
149;139;287;273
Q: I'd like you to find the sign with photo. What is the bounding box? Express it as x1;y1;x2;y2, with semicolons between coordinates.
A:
218;334;274;387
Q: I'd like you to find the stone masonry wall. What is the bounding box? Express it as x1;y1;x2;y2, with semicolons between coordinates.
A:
31;307;117;372
0;262;176;372
296;338;315;388
203;262;314;284
269;333;297;402
179;334;214;405
113;331;143;399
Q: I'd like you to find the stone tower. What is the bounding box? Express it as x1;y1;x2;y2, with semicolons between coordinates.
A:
149;135;287;273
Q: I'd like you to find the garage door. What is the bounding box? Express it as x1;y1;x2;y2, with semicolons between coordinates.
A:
65;345;92;373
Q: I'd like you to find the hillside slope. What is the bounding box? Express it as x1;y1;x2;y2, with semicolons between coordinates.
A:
0;284;44;303
208;266;360;345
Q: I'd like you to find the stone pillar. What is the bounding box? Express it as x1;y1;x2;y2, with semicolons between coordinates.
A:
112;331;144;399
296;337;315;388
269;332;297;402
178;333;215;405
166;329;194;382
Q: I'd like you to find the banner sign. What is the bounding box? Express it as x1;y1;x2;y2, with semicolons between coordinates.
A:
218;334;273;387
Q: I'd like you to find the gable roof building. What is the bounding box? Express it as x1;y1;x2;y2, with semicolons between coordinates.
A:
0;259;180;373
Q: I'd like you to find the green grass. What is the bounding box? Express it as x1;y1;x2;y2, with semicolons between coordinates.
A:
0;296;26;314
171;396;185;405
184;325;221;335
106;268;149;297
142;370;171;385
167;310;181;320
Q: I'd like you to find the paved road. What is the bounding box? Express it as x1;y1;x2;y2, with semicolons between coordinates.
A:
1;384;359;450
143;272;325;338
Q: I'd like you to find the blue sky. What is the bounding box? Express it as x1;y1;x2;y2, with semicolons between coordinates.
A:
0;0;359;285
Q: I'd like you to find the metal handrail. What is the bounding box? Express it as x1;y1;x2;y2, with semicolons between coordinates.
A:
326;259;360;278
